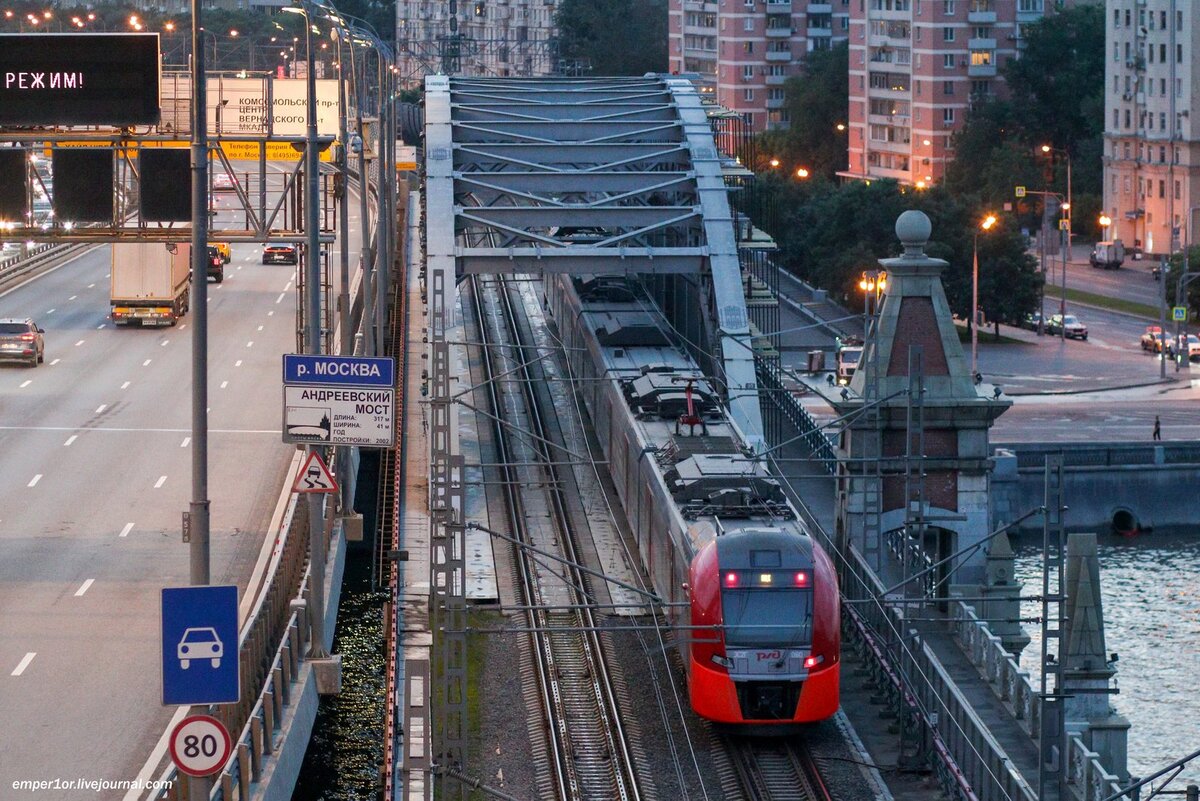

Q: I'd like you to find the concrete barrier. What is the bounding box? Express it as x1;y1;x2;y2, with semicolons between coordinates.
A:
992;442;1200;536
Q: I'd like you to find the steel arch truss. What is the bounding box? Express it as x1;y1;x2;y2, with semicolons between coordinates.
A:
425;75;763;447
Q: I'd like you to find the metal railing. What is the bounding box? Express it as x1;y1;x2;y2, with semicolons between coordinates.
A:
949;602;1127;801
1000;442;1200;470
840;545;1038;801
756;360;837;473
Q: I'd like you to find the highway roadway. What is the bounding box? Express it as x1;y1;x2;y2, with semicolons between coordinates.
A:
0;170;361;798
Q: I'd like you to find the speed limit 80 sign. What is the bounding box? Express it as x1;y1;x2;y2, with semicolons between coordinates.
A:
169;715;233;777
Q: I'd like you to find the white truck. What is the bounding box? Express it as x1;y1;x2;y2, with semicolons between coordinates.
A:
1089;240;1125;270
111;242;191;326
835;337;864;386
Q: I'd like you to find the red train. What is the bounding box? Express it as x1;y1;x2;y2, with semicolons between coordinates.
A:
688;527;840;728
545;274;840;730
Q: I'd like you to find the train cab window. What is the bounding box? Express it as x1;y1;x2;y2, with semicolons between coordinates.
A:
722;575;813;648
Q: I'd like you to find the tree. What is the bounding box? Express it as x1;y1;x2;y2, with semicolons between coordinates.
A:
759;42;849;181
554;0;667;76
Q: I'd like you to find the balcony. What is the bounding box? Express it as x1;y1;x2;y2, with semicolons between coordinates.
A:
766;73;788;85
765;26;792;38
967;11;997;24
808;25;833;37
766;97;785;109
808;2;832;11
968;63;997;77
764;0;792;11
765;50;792;62
968;38;996;51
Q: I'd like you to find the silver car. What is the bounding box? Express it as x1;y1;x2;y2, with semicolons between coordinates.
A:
0;318;45;366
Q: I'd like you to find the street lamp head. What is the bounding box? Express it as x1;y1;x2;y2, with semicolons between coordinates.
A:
229;29;239;37
1099;214;1112;227
836;123;846;132
796;167;809;179
981;214;997;231
769;157;780;168
1041;144;1051;154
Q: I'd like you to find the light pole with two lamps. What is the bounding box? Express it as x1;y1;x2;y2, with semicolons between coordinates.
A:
1041;145;1072;341
972;214;997;379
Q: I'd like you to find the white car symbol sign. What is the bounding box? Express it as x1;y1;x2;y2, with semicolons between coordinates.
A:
177;627;224;670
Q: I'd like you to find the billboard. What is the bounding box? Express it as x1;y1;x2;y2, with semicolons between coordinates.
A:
0;34;159;126
205;77;338;137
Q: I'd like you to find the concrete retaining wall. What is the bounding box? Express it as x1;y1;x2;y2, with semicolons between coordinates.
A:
992;442;1200;536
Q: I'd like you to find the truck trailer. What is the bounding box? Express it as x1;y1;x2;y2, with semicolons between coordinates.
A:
111;242;191;326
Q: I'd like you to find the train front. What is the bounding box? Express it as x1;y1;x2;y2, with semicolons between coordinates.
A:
688;529;840;730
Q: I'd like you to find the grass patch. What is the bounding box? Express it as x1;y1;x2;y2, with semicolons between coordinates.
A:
1044;285;1160;319
953;322;1028;345
465;610;503;801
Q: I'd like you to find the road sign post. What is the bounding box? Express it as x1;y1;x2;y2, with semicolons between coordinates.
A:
162;585;240;706
169;715;232;778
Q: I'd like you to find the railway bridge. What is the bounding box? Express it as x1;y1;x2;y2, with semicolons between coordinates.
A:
388;76;1132;801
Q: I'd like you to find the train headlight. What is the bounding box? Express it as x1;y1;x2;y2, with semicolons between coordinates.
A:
803;655;824;669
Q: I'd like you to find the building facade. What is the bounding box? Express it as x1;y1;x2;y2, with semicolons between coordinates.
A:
1103;1;1200;256
396;0;559;87
843;0;1050;187
668;0;851;132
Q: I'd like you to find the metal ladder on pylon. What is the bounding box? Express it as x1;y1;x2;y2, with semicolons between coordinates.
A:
1038;454;1067;801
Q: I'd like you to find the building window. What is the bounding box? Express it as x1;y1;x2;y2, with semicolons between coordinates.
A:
970;51;993;66
744;41;754;53
944;53;955;69
1160;146;1166;163
744;17;754;31
1176;181;1182;200
1113;110;1119;129
944;80;954;95
943;0;955;13
1161;112;1167;130
1159;180;1165;199
943;27;954;42
1124;109;1130;129
743;64;754;79
744;88;754;101
943;108;955;125
1113;9;1119;28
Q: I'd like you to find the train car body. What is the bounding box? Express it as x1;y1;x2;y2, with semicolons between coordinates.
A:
544;275;840;731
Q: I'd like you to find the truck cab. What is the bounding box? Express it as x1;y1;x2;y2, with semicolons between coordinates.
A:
835;336;864;386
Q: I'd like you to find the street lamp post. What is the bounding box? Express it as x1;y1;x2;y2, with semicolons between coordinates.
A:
1042;146;1071;341
972;214;997;378
283;0;329;659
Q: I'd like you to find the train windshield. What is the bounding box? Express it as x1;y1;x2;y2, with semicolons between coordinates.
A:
722;589;813;648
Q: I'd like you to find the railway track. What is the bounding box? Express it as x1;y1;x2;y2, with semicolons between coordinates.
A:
718;737;832;801
469;274;643;801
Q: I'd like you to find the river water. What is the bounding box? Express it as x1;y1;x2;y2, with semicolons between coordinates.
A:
1014;535;1200;788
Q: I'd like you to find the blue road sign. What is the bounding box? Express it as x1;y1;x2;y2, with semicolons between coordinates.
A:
162;585;240;706
283;354;394;387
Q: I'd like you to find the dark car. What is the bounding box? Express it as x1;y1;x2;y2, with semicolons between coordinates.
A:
0;317;45;366
262;242;298;265
1021;312;1043;332
205;246;224;283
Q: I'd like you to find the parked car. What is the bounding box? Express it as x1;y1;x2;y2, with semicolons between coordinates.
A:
1047;313;1088;340
1021;311;1044;331
212;172;236;192
262;242;298;265
0;317;45;366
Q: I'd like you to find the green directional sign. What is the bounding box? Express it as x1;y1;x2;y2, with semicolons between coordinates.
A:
1172;306;1188;322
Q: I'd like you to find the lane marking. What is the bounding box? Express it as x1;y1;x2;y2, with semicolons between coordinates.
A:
96;323;105;330
74;579;94;597
19;379;31;388
45;308;55;314
207;297;212;303
154;475;167;488
49;358;59;365
11;653;35;676
63;435;77;447
220;380;228;389
257;325;264;332
74;339;84;347
68;295;77;301
94;404;107;414
119;522;134;538
283;280;293;291
179;323;187;330
88;283;95;289
121;381;130;389
180;437;191;448
267;311;274;317
246;340;254;348
275;293;286;304
27;474;42;487
160;339;169;347
143;359;152;366
235;360;243;367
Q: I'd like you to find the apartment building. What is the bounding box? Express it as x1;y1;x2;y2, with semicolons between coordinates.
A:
396;0;559;85
668;0;851;132
842;0;1050;186
1103;1;1200;256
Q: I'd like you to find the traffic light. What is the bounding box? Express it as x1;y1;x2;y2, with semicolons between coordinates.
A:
53;148;114;223
139;149;191;222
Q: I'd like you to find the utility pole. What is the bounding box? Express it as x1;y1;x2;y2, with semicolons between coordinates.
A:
187;1;213;797
1160;254;1168;380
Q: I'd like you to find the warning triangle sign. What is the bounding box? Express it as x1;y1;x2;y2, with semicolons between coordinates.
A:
293;451;339;494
